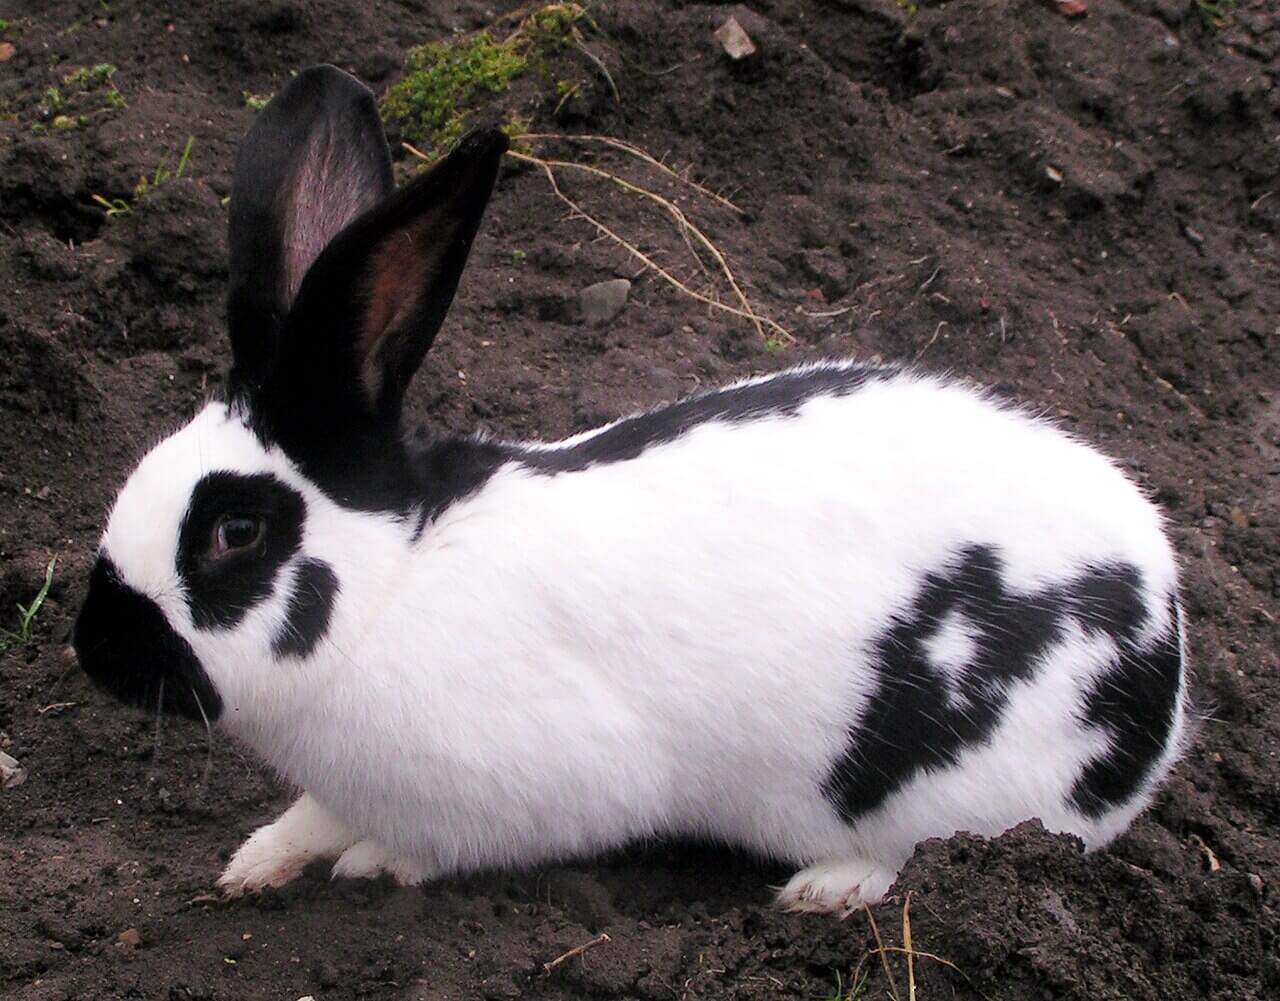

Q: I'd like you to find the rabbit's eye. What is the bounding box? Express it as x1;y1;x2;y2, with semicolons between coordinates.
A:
212;514;265;558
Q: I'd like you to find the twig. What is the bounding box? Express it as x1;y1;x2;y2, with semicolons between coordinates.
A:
513;152;769;341
516;132;744;214
543;932;611;974
496;149;795;343
918;265;942;293
36;702;78;715
406;134;790;343
862;904;903;1001
915;321;948;361
903;893;916;1001
571;35;620;103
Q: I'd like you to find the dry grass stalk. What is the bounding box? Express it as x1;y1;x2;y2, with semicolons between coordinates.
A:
846;895;978;1001
406;138;795;344
510;146;779;342
543;932;611;974
517;132;744;214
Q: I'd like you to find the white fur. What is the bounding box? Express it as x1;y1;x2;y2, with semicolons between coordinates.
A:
103;365;1186;910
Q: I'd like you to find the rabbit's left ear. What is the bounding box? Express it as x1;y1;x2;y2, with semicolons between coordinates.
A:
227;64;394;392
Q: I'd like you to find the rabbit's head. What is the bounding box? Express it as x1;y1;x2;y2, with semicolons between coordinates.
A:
74;66;506;721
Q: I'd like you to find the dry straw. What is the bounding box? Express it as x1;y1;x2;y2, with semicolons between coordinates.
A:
403;134;795;345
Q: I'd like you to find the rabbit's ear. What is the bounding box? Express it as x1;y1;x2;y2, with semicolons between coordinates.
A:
227;65;393;392
265;127;507;435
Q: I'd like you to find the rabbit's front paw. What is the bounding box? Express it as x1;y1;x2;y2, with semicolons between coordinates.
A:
331;839;431;886
775;857;899;915
218;793;356;897
219;830;312;896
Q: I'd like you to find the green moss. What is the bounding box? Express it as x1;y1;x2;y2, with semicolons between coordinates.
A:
64;63;117;88
383;32;525;156
382;3;603;160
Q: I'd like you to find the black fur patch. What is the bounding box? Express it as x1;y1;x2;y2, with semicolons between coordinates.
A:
408;432;513;534
514;364;888;474
289;364;892;531
74;556;223;722
1069;598;1184;818
177;472;306;629
272;558;339;658
822;545;1183;823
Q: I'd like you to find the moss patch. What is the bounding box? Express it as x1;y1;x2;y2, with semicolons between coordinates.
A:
381;3;611;161
382;32;526;156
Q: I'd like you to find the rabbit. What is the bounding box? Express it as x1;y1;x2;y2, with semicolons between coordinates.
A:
72;65;1188;914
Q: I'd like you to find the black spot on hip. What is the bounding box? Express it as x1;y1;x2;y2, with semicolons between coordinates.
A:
822;545;1183;823
1069;597;1184;818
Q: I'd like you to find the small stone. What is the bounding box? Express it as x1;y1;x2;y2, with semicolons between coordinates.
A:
714;17;756;61
578;279;631;325
0;750;26;789
116;928;142;949
1045;165;1064;184
1050;0;1088;17
0;42;14;62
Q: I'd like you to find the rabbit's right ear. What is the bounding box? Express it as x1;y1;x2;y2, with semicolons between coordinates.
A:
227;65;393;392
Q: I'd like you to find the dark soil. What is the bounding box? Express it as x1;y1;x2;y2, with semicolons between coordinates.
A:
1;1;1277;999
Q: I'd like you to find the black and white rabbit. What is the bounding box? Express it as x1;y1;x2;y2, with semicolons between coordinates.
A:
73;66;1187;913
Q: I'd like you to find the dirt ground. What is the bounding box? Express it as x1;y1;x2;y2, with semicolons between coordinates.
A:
1;1;1277;998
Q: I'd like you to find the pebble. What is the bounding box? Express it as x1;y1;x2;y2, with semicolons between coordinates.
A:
578;279;631;325
0;750;26;789
116;927;141;949
715;17;757;61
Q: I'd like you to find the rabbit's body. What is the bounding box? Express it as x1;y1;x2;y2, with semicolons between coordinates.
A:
74;67;1187;914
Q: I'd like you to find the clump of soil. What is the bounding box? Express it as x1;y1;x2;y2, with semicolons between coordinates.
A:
1;2;1277;1000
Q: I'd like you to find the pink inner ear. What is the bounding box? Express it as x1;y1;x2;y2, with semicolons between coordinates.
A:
284;125;383;305
359;220;443;362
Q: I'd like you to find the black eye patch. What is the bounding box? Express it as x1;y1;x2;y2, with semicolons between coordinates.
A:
177;472;306;629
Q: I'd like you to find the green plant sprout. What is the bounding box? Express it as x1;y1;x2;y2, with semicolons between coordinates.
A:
0;556;57;651
64;63;116;88
243;91;271;112
90;193;131;216
92;135;194;217
821;970;869;1001
1195;0;1238;28
134;134;195;198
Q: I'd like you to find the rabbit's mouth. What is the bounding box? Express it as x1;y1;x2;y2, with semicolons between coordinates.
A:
73;556;223;723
